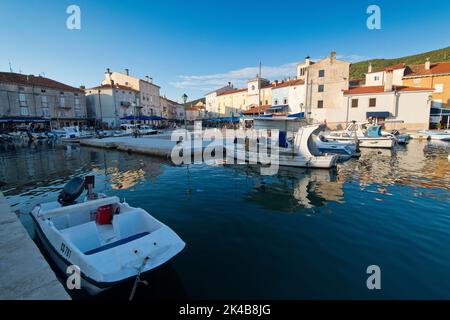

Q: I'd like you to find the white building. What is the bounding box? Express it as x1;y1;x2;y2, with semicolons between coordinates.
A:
365;63;406;87
85;84;140;128
341;70;433;130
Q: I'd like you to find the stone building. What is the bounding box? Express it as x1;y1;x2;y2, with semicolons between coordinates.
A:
0;72;86;129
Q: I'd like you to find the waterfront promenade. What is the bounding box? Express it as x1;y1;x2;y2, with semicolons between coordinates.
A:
0;192;70;300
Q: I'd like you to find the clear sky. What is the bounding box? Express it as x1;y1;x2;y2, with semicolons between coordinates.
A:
1;0;449;102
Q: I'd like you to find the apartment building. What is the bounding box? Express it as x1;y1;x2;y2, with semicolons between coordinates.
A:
0;72;86;129
85;84;140;127
102;69;161;117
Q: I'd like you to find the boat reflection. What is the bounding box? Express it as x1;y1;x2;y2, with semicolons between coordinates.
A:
226;164;343;212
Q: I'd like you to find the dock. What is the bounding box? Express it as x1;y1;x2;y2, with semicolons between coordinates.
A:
80;134;206;158
0;191;71;300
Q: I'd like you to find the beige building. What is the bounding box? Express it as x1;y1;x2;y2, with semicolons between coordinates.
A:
0;72;86;129
297;51;351;123
160;96;184;122
102;69;161;117
205;83;235;116
216;88;247;116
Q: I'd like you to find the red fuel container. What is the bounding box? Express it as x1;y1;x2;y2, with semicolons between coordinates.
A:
96;205;112;225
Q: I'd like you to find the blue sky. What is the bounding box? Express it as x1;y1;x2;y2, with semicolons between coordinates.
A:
0;0;449;101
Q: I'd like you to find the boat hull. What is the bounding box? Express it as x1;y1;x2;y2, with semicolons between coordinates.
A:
226;146;338;168
325;136;394;148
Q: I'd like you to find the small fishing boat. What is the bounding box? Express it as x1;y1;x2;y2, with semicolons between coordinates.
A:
324;122;396;149
226;124;339;168
30;177;185;295
418;130;450;141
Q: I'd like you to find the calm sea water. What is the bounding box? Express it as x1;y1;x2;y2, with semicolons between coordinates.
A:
1;140;449;299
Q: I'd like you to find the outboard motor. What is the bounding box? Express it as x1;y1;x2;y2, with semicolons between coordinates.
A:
57;177;85;206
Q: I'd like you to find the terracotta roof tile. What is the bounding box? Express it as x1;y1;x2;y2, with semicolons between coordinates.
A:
272;79;305;88
242;105;271;115
343;85;433;95
217;88;247;96
404;62;450;77
0;72;84;93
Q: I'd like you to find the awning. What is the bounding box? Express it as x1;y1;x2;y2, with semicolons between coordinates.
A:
288;112;305;118
0;117;50;123
120;115;167;121
366;112;390;118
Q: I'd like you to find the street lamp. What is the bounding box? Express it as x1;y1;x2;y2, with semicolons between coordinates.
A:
182;93;188;131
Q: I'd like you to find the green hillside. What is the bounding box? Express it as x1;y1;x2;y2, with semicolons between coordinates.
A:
350;46;450;80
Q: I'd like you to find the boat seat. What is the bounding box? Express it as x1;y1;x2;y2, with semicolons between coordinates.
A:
84;232;150;255
112;210;160;240
61;221;101;253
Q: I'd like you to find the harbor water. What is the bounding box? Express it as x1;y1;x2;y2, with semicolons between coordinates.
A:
0;140;449;299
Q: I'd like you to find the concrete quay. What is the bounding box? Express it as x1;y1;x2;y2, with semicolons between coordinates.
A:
0;191;71;300
80;134;206;158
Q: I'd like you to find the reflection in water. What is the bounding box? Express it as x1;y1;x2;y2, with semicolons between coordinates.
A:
0;139;449;299
233;165;343;212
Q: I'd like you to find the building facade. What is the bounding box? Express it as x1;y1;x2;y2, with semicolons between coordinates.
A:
205;83;235;116
160;96;184;122
85;84;140;128
297;51;351;123
0;72;87;129
270;79;306;114
102;69;161;117
403;61;450;126
341;68;433;130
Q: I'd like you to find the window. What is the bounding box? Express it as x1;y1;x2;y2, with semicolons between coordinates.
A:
435;84;444;93
60;96;65;107
369;98;376;107
19;93;27;106
374;76;380;81
265;100;268;105
318;69;325;77
318;85;324;92
20;106;29;116
274;99;278;105
317;100;324;108
41;89;46;93
283;98;288;105
351;99;358;108
41;95;48;108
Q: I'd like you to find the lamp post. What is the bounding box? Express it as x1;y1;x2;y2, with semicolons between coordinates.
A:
182;93;188;131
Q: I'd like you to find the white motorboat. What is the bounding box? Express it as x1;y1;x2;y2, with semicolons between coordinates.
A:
418;130;450;141
226;124;339;169
313;135;360;157
324;122;396;148
30;177;185;295
136;125;158;135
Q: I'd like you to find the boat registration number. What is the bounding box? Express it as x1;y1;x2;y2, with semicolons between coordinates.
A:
60;242;72;259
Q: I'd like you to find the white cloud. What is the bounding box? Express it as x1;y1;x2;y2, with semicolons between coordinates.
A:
171;62;298;92
171;54;367;92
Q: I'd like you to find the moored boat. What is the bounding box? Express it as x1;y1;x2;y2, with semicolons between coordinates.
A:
30;177;185;295
226;124;339;168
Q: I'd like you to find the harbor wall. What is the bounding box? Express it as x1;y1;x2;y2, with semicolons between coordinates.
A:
0;191;71;300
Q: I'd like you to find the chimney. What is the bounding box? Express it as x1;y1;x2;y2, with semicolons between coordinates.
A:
228;81;231;87
305;56;311;66
425;58;431;70
125;68;129;76
330;50;336;63
106;68;111;74
384;70;393;92
368;62;372;73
